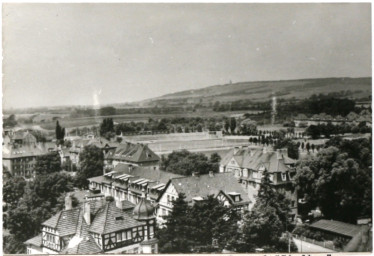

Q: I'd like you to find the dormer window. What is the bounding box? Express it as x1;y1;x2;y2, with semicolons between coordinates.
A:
115;216;124;221
228;192;241;202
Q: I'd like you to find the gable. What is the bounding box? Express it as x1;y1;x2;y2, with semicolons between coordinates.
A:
227;157;240;167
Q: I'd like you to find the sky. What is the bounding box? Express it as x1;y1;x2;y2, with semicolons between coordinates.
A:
3;3;372;109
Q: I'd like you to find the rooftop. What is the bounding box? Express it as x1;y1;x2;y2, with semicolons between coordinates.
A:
309;219;362;238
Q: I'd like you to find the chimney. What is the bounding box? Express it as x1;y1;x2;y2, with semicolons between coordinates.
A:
276;149;283;160
209;171;214;177
84;201;91;225
234;146;240;154
116;199;124;210
247;147;254;157
65;193;72;210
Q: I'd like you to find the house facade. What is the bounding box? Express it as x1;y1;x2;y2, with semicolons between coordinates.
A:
2;143;57;177
88;163;182;205
104;143;160;170
220;146;298;220
24;193;158;254
156;172;252;224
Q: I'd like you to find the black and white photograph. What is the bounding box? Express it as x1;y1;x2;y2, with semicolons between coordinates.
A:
2;3;372;255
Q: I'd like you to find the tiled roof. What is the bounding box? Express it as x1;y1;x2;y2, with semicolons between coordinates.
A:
71;190;104;204
105;143;160;163
88;176;110;184
112;163;182;185
310;219;362;238
89;201;144;235
2;143;55;159
42;208;81;237
220;148;295;173
169;173;251;204
24;234;42;247
40;198;145;253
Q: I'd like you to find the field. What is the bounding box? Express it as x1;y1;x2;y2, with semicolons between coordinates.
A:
35;109;255;131
123;132;252;156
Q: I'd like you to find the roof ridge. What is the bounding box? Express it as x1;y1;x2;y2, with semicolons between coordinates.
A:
55;211;64;229
102;203;110;234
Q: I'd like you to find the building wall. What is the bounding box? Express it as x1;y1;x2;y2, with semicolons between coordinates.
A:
157;183;178;223
26;245;44;254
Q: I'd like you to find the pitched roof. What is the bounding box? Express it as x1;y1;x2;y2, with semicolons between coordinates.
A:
105;142;160;163
220;148;295;173
112;163;182;185
169;173;251;204
42;208;81;237
24;234;42;247
2;143;55;159
89;201;144;235
310;219;362;238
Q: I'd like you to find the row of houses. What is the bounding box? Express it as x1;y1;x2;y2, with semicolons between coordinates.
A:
293;110;372;128
2;130;161;178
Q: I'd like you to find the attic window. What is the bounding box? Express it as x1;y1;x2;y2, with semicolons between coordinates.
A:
115;216;124;221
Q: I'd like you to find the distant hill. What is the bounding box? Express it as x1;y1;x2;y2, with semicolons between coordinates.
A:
141;77;371;106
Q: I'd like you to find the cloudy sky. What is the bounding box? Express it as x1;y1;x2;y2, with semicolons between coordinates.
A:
3;3;371;109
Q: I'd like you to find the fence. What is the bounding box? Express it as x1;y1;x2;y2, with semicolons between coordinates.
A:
293;234;339;251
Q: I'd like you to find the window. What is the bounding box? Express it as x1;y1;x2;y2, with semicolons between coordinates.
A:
127;230;132;240
162;208;166;216
167;195;170;205
269;174;274;182
252;171;257;178
281;173;287;181
151;244;156;253
116;232;122;242
149;225;154;236
134;248;139;254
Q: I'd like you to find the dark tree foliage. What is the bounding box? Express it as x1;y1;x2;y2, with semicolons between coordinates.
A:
100;118;115;139
75;145;104;189
274;138;299;160
158;194;239;253
29;130;47;143
231;170;296;253
34;152;61;175
3;177;26;209
55;121;65;144
158;193;193;253
306;123;371;139
294;142;372;223
161;150;220;176
3;114;17;128
99;106;116;116
230;117;237;134
5;173;74;253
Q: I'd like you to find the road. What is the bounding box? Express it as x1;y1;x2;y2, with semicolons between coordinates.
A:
293;238;335;253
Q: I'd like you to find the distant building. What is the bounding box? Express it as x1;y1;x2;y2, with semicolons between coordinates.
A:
157;172;252;223
293;111;372;128
24;193;158;254
2;142;56;177
220;146;298;219
88;163;182;205
104;143;160;170
308;219;371;251
69;138;119;168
